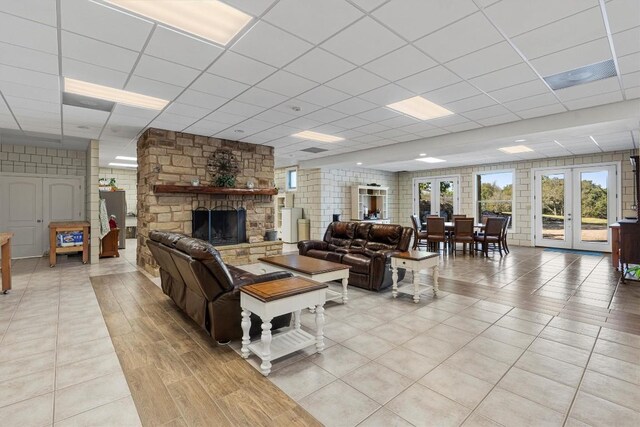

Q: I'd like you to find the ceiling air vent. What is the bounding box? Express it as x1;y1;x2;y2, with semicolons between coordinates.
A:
301;147;328;153
62;93;114;112
543;59;617;91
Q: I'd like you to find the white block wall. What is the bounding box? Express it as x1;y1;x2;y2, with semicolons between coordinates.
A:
0;144;86;176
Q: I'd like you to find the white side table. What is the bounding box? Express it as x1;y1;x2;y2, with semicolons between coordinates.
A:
240;276;328;376
391;251;440;303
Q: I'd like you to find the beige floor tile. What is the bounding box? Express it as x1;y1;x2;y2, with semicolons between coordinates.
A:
56;336;116;366
564;417;591;427
375;347;440;381
506;308;553;325
587;353;640;385
464;336;524;364
528;337;591;367
310;344;369;377
593;339;639;364
498;367;575;414
54;372;131;422
2;323;58;345
515;351;585;387
402;334;460;362
56;351;122;390
0;350;55;382
342;332;395;359
444;348;511;384
547;317;600;337
462;413;504;427
570;391;640;427
342;361;412;405
539;326;596;351
495;316;545;336
425;299;469;314
0;392;53;427
481;325;536;349
458;306;505;323
358;407;413;427
426;323;478;347
391;312;440;334
57;323;110;347
387;383;471;427
322;320;363;343
476;388;564;427
443;315;492;334
580;370;640;411
269;359;336;401
0;368;54;409
419;364;493;409
472;300;513;314
413;306;455;322
54;396;141;427
598;327;640;349
300;380;380;427
369;322;416;345
342;313;387;331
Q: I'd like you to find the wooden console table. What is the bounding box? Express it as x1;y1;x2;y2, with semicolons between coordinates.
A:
0;232;12;294
49;221;90;267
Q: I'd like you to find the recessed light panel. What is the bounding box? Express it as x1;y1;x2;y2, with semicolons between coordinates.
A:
64;78;168;110
109;162;138;168
300;147;328;153
415;157;446;163
544;59;616;91
115;156;137;161
104;0;252;46
499;145;533;154
387;96;453;120
292;131;344;143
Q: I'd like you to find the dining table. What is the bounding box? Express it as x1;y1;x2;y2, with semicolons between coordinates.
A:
421;221;485;231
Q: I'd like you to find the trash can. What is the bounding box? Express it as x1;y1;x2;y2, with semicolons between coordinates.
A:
297;218;310;241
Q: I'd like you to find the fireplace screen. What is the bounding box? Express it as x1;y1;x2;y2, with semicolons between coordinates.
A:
192;206;246;246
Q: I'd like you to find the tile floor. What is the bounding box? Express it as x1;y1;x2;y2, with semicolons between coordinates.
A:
1;241;639;427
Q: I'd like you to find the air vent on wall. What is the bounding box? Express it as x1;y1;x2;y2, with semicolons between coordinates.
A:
300;147;328;153
62;93;115;112
543;59;617;91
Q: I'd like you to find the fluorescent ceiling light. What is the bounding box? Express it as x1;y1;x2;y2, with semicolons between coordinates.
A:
109;162;138;168
115;156;137;161
514;139;526;142
589;135;601;147
499;145;534;154
292;131;344;143
419;153;426;156
356;162;362;165
387;96;453;120
64;78;168;110
105;0;252;46
416;157;446;163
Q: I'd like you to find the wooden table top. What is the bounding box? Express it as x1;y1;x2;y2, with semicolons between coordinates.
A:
49;221;91;228
241;276;328;302
259;254;351;275
0;232;13;246
392;250;440;261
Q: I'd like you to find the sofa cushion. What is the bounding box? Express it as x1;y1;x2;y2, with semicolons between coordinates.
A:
325;221;356;248
365;224;402;251
341;253;370;274
306;249;343;263
175;237;234;291
149;230;186;247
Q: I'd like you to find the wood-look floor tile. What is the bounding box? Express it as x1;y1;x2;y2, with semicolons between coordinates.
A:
167;376;232;427
126;365;182;426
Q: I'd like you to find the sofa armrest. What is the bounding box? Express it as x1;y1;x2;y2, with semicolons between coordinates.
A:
298;240;328;255
364;248;400;260
252;271;294;284
335;247;364;255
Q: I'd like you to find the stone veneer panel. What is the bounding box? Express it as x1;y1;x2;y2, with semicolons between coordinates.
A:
137;128;278;275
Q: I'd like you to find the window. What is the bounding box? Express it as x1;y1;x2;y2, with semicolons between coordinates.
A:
286;168;297;191
476;171;514;227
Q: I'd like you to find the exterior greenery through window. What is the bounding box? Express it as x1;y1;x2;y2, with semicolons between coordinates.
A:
286;169;297;190
477;171;513;226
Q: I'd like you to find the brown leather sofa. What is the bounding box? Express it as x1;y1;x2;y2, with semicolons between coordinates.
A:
298;222;413;291
147;231;292;343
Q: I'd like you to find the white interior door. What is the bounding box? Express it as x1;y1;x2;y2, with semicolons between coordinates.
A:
414;176;459;222
0;176;43;258
534;165;617;252
43;178;84;225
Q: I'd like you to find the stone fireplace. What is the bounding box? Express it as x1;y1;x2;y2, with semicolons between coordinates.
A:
136;128;282;275
192;206;247;246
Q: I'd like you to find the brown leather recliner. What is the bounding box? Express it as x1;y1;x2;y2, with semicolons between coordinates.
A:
298;222;413;291
147;231;292;342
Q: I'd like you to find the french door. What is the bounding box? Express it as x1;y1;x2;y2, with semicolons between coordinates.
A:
534;165;618;252
413;176;460;222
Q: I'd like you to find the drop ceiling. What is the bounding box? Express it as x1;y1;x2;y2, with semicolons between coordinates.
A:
0;0;638;170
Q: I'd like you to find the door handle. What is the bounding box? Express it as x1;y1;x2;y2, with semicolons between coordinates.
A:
37;219;42;223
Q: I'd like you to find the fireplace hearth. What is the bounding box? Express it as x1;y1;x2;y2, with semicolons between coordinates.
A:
192;206;247;246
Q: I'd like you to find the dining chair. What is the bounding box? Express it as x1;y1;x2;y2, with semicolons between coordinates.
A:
501;216;511;254
452;218;474;256
474;217;504;256
410;214;428;250
426;217;447;252
452;214;467;220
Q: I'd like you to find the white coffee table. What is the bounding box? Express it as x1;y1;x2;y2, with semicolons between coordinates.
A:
391;250;440;303
240;276;327;376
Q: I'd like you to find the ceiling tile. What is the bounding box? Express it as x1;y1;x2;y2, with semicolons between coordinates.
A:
349;0;388;12
285;48;356;84
7;96;59;114
476;113;521;126
325;68;388;96
530;38;612;76
321;17;406;65
231;21;312;67
253;109;298;124
175;90;228;110
134;55;200;87
125;76;184;100
353;122;389;134
618;52;640;75
235;87;288;108
257;70;318;97
378;115;420;128
364;45;437;81
62;31;138;73
286;116;323;130
0;42;58;75
0;0;56;26
396;66;461;94
462;104;511;120
605;0;640;33
216;100;264;118
190;73;249;99
111;104;158;121
207;52;276;85
445;94;497;113
203;110;246;125
263;0;362;44
484;0;598;37
612;26;640;57
423;81;481;104
331;115;371;129
0;81;60;104
232;118;275;135
62;58;129;88
0;11;57;54
511;7;607;60
625;86;640;98
221;0;277;16
273;99;323;116
60;0;153;50
356;108;400;122
304;108;348;124
63;104;110;126
489;79;550;103
373;0;478;41
0;64;59;90
446;42;523;79
556;78;621;101
415;12;503;63
517;103;566;119
359;84;414;105
330;97;378;115
144;26;224;71
469;63;539;92
443;122;481;133
622;71;640;88
297;85;350;107
504;92;560;111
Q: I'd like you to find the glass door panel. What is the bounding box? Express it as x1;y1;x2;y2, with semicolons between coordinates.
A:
535;170;572;248
439;180;454;221
417;181;432;223
414;177;459;224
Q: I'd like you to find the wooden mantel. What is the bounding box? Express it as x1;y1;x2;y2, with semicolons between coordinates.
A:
153;185;278;196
